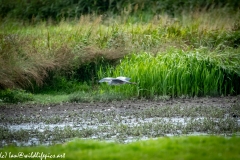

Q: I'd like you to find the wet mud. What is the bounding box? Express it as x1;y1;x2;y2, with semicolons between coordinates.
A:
1;96;240;146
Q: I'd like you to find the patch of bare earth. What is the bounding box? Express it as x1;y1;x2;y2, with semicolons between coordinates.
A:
1;96;240;146
1;96;239;118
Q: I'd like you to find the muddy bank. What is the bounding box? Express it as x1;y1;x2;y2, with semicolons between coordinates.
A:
1;96;240;147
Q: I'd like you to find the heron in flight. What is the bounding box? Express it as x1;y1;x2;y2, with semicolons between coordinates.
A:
99;76;136;85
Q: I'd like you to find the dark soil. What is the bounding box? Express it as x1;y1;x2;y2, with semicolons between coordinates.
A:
1;96;240;147
1;96;240;118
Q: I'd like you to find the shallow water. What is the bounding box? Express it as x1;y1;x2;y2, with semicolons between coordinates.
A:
4;116;240;131
1;97;240;147
1;116;239;147
2;117;204;131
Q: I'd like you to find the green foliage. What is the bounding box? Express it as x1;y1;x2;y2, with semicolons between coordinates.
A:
69;90;127;102
2;136;240;160
0;6;240;100
98;49;240;98
1;0;240;21
190;30;240;49
0;89;33;103
32;75;86;94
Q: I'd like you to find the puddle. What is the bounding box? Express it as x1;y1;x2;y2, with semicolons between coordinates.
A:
1;99;240;147
1;116;239;147
3;116;239;131
2;117;206;131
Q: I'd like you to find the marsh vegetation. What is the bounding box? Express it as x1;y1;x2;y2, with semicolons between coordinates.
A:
0;2;240;159
1;3;240;99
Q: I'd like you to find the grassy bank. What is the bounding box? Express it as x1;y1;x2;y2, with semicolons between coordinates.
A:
98;49;240;98
2;136;240;160
0;7;240;103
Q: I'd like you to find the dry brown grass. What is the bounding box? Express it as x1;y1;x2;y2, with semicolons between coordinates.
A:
0;32;125;90
0;34;76;89
79;46;127;63
1;8;239;91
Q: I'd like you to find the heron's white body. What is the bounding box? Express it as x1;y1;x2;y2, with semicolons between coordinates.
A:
99;76;135;85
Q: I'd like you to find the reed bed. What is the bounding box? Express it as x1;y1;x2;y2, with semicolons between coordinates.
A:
98;48;240;98
1;8;240;99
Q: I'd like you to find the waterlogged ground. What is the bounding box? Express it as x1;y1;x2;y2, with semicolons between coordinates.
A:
1;96;240;147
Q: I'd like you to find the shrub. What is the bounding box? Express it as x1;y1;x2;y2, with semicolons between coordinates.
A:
0;89;34;103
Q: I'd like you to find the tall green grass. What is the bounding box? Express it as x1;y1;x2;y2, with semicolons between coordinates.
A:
2;136;240;160
0;8;240;99
98;48;240;98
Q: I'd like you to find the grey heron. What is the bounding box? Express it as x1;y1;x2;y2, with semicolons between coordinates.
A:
99;76;136;85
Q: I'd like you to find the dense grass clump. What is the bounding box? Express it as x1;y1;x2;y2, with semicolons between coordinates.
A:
99;48;240;98
0;7;240;102
0;89;33;103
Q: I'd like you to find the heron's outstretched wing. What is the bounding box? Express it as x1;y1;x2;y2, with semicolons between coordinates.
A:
99;76;135;85
110;79;127;85
116;76;131;81
99;77;114;83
